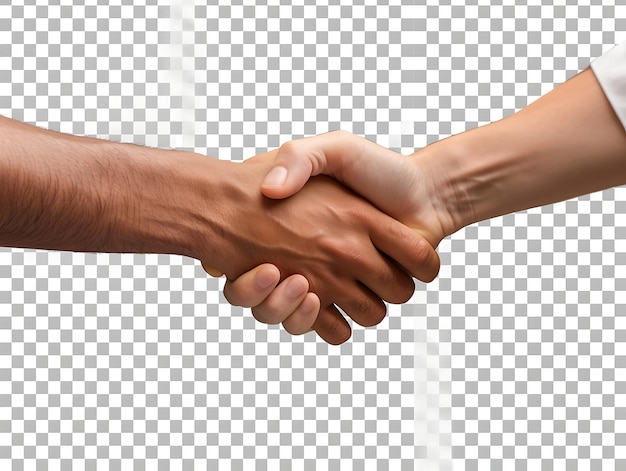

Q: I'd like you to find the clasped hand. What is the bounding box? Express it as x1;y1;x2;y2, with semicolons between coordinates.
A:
203;131;447;345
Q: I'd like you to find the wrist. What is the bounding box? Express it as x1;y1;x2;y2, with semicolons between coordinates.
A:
0;116;245;264
407;137;476;243
410;119;530;238
109;145;236;261
411;68;626;237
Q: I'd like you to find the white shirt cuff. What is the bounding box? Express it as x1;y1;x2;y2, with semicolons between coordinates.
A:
591;41;626;131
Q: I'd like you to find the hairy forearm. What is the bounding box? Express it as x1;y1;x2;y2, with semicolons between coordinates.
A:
415;68;626;236
0;115;225;258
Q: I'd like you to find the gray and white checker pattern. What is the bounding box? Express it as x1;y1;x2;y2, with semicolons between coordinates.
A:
1;1;625;469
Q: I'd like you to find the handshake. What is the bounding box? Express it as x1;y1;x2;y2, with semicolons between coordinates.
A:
1;68;625;345
199;65;626;344
200;130;450;345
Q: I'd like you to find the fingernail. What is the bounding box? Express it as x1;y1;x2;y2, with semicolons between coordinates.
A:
263;166;288;188
285;278;307;299
255;268;277;290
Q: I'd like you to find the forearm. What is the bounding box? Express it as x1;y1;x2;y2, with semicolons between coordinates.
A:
0;115;225;258
415;68;626;236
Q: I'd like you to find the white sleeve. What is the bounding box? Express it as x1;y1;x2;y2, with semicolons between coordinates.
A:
591;41;626;130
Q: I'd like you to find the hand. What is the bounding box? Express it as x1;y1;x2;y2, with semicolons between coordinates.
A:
219;263;321;338
224;67;626;342
221;132;452;340
260;130;451;246
0;115;435;346
200;151;439;344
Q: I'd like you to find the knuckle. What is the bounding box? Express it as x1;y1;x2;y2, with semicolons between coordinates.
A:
415;241;440;282
282;324;298;336
329;129;349;139
277;139;301;158
402;235;440;281
374;262;415;305
323;325;351;345
314;312;351;345
223;283;243;307
282;320;306;336
412;237;433;264
389;274;416;304
355;300;387;327
281;135;335;177
325;238;364;265
251;305;283;326
341;294;386;328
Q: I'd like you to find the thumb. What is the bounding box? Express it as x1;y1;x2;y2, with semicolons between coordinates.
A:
201;261;224;277
261;141;317;199
260;130;386;201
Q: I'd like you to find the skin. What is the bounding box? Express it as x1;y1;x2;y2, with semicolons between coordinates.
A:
0;115;439;345
228;67;626;339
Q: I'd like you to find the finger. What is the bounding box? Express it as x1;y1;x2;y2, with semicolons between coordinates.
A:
261;142;316;199
250;274;309;325
350;244;417;304
313;304;351;345
333;282;388;328
261;131;407;207
223;264;280;307
281;292;321;335
261;130;364;199
368;216;441;283
201;261;224;277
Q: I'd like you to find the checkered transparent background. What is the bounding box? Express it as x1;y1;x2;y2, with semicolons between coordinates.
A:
1;1;625;469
